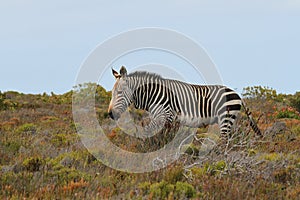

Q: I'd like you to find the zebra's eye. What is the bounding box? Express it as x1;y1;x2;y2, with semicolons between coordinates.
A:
117;90;123;95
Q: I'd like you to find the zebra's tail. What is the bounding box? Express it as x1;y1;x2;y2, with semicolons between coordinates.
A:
241;100;262;136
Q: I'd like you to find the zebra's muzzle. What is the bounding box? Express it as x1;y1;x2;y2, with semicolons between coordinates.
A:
108;111;120;120
108;111;114;120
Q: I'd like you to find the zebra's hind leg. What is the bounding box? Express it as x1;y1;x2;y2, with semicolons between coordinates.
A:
218;111;239;139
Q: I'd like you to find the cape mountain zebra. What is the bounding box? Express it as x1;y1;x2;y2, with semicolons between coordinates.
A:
108;66;261;136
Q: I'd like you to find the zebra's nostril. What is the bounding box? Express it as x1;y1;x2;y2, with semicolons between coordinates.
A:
108;111;114;120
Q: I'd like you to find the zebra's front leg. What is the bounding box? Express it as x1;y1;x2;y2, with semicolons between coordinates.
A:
142;105;169;137
143;112;167;137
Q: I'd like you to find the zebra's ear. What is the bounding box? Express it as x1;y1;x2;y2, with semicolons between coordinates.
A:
120;66;127;77
112;68;121;79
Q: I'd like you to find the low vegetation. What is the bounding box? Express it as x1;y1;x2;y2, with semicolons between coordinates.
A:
0;85;300;199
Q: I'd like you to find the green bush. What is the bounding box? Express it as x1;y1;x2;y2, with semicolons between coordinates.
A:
262;153;281;161
73;83;111;106
288;92;300;112
45;167;91;185
190;161;228;178
174;182;196;199
276;107;300;120
149;180;174;199
16;123;37;134
51;133;76;147
138;181;151;196
185;144;200;157
45;155;91;185
0;91;18;110
242;86;278;100
205;160;227;176
148;181;196;199
164;165;184;183
3;141;21;154
22;157;45;172
291;125;300;135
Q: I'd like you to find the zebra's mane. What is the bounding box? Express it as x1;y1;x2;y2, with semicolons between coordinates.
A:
127;71;163;80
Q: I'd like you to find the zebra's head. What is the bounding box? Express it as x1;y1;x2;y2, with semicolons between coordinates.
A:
108;66;133;120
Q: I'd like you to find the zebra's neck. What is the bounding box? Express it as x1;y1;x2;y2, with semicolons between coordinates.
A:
127;75;162;111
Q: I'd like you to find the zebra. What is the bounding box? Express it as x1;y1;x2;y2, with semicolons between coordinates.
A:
108;66;261;136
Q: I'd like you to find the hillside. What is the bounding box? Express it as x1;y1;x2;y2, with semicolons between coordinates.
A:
1;85;300;199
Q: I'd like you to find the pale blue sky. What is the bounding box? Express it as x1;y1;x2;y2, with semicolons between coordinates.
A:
1;0;299;94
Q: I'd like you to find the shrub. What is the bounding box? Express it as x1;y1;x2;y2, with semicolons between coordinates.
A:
273;167;295;184
276;107;300;120
46;167;91;185
248;148;257;156
189;161;228;179
288;92;300;112
204;160;227;176
185;144;200;157
3;141;21;154
16;123;37;134
149;180;174;199
0;92;18;110
262;153;281;161
164;165;184;183
45;156;92;185
174;182;196;199
191;166;207;179
147;181;196;199
51;133;74;147
138;181;151;196
73;83;111;106
22;157;45;172
242;86;278;100
291;124;300;135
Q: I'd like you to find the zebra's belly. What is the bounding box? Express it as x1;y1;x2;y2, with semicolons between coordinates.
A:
177;115;217;128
